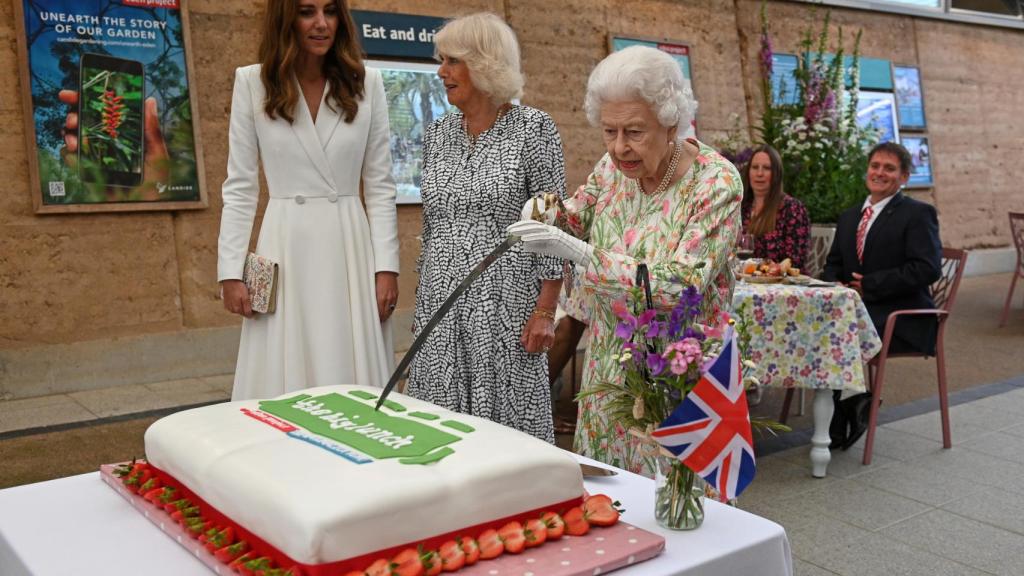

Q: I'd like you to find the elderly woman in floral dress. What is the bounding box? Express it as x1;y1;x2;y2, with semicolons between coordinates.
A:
508;45;742;477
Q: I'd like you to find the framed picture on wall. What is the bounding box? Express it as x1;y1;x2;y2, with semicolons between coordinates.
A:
856;90;900;145
13;0;206;214
901;135;933;188
367;59;451;205
608;34;697;138
893;65;927;131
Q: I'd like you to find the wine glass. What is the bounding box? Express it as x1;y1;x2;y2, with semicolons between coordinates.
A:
736;233;755;261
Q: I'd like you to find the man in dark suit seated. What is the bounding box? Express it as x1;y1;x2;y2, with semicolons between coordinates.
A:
822;142;942;450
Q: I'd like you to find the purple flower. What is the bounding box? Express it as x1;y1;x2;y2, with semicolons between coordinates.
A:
615;321;634;340
647;353;667;376
760;32;774;78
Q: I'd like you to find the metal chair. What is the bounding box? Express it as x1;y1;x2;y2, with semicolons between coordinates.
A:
999;212;1024;327
861;247;969;464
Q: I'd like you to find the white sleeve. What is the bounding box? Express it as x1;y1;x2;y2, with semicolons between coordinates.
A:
217;66;260;282
361;69;400;274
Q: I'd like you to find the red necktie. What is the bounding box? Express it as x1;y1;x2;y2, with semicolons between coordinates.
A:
856;205;874;264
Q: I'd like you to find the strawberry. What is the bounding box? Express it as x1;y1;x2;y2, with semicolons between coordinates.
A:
342;572;365;576
171;506;200;524
228;552;253;572
438;540;465;572
523;518;547;548
125;469;153;493
137;476;162;494
157;487;179;505
477;529;503;559
185;517;212;537
541;512;565;539
458;537;480;565
204;527;236;553
363;558;390;576
583;494;623;527
563;506;590;536
420;549;442;576
239;556;272;575
390;548;424;576
164;498;192;514
497;521;526;554
143;486;167;503
214;540;250;564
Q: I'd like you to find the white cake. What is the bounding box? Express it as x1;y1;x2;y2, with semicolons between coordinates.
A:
144;385;584;570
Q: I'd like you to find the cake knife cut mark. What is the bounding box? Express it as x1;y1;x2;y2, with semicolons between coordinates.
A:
376;237;521;411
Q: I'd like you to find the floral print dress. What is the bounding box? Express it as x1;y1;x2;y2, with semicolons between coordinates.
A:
563;139;743;477
741;194;811;269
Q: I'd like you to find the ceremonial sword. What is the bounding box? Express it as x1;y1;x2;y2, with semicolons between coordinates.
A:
374;236;522;410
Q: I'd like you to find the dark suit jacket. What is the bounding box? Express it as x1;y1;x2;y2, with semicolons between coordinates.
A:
822;192;942;354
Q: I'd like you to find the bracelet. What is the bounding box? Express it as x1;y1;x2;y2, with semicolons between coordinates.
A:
532;308;556;321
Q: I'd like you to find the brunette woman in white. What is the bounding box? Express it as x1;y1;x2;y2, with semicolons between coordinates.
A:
218;0;399;399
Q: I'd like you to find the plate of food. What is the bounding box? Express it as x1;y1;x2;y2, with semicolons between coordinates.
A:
738;258;802;283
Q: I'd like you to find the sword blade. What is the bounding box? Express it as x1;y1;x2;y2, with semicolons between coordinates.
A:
375;237;521;410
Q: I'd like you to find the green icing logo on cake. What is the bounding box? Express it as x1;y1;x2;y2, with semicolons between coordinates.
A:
252;391;474;465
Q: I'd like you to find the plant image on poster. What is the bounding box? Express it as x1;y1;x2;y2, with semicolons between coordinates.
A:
893;65;926;130
902;136;933;188
609;35;697;138
856;90;899;145
15;0;204;212
369;59;451;204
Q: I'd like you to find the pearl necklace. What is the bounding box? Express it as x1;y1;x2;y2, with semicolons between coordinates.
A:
636;142;683;195
463;104;511;148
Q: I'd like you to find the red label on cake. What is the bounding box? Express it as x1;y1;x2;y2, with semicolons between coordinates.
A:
241;408;298;432
121;0;179;8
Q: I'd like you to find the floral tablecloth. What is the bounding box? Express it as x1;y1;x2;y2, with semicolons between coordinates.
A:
733;282;881;392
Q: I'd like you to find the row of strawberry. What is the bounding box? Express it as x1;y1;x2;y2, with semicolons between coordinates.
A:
341;494;625;576
113;460;300;576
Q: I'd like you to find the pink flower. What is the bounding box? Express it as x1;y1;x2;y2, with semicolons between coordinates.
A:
624;228;638;248
664;337;703;375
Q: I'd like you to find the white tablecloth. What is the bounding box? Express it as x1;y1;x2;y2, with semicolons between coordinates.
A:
0;458;792;576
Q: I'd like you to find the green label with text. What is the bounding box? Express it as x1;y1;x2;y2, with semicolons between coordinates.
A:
258;393;462;460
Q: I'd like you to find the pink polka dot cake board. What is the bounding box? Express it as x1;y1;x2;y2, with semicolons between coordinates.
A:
458;523;665;576
100;464;665;576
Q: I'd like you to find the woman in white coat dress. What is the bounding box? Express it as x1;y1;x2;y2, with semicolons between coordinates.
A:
218;0;400;400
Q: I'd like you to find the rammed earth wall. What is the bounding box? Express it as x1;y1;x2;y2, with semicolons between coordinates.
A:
1;0;1021;398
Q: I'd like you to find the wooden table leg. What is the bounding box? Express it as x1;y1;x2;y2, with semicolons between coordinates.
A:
810;389;834;478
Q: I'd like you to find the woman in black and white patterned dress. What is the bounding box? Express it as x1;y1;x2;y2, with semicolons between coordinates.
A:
407;13;565;442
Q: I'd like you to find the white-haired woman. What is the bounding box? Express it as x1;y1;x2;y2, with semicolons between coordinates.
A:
508;45;742;476
406;13;566;443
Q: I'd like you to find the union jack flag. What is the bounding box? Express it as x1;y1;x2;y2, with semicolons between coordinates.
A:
651;329;755;501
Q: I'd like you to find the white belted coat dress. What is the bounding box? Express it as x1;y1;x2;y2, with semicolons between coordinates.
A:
217;64;399;400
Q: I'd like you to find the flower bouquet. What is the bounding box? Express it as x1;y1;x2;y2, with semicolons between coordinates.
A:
582;275;757;530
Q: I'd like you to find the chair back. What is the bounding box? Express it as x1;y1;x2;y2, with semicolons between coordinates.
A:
805;225;836;279
931;248;968;312
1010;212;1024;265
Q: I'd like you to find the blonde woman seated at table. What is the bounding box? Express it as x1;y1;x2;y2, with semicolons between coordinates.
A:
508;45;742;477
741;144;810;269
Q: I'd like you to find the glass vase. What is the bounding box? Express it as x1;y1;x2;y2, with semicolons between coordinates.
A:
654;455;705;530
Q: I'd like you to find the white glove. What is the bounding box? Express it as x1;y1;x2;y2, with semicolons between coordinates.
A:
519;194;559;225
507;220;593;266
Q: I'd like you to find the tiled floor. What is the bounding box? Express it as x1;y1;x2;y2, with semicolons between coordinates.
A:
741;380;1024;576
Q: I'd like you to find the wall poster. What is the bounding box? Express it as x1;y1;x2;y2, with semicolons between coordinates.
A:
893;65;927;131
856;90;900;145
367;59;451;205
14;0;206;214
609;35;697;138
902;135;933;188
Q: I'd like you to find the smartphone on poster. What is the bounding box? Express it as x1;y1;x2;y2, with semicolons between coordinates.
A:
78;53;145;188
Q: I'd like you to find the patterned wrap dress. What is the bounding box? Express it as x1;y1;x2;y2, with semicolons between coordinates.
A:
564;139;743;476
407;106;566;443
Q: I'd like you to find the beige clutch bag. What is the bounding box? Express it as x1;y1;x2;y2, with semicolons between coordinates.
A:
243;252;279;314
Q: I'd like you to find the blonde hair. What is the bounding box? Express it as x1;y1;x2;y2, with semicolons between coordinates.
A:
434;13;523;105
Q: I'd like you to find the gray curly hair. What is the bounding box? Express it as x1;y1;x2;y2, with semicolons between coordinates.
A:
583;45;698;130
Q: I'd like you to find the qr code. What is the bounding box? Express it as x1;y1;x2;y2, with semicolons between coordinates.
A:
48;181;66;197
